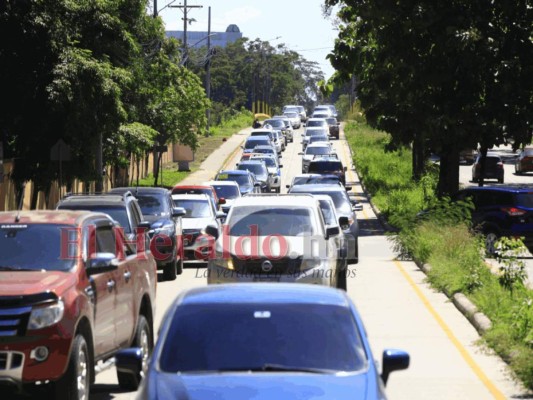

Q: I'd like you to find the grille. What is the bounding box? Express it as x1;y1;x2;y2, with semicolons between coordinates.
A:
0;307;31;337
232;257;302;275
0;352;24;371
183;229;201;246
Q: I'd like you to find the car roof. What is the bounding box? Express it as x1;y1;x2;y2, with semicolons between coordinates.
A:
252;145;275;150
461;186;533;193
307;143;331;148
239;160;265;165
204;180;239;187
289;184;346;193
179;283;350;306
218;169;251;175
233;194;319;208
307;118;326;121
57;194;130;207
0;210;109;225
108;187;169;195
171;194;210;201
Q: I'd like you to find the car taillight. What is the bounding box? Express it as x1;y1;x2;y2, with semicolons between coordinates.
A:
501;207;526;216
497;162;503;168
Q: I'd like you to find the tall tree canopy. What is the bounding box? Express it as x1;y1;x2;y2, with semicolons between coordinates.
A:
325;0;533;195
0;0;208;190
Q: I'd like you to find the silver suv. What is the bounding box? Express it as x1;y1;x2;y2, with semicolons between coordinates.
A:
205;194;342;287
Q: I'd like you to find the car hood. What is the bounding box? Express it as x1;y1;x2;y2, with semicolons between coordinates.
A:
267;167;279;175
144;216;173;229
215;236;325;259
0;271;76;297
149;372;370;400
239;185;254;194
182;218;214;231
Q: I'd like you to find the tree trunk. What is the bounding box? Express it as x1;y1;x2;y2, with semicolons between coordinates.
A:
412;132;426;181
30;186;39;210
437;146;460;197
153;151;162;186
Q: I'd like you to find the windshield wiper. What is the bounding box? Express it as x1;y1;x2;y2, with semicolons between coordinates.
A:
215;364;333;374
0;266;35;271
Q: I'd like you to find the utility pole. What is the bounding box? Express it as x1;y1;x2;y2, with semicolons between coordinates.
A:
153;0;157;17
170;0;203;67
205;6;211;134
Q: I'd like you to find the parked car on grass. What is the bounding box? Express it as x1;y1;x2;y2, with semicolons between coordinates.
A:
117;284;409;399
108;187;185;280
0;210;157;399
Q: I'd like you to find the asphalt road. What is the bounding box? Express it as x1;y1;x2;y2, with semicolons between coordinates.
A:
91;130;532;399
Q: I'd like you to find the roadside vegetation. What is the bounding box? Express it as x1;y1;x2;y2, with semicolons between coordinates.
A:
137;109;253;187
344;120;533;389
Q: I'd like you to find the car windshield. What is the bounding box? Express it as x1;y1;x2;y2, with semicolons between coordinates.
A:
306;147;331;155
159;303;367;373
0;224;77;271
284;107;298;113
253;157;276;167
136;194;168;216
229;207;316;236
309;136;329;144
172;199;211;218
326;118;337;125
309;161;343;173
211;185;240;200
307;120;326;127
285;112;298;118
238;164;266;177
293;176;341;186
58;205;131;233
292;190;351;214
263;119;284;128
245;139;270;149
306;129;328;137
254;148;275;156
217;173;251;187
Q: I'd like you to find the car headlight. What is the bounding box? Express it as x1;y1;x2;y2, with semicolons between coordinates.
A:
28;300;64;330
213;256;234;270
153;224;174;235
300;258;322;271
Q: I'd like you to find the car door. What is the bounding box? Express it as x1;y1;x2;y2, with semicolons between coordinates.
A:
85;220;118;356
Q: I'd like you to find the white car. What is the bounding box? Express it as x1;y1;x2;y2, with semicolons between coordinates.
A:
206;194;341;287
283;111;302;129
171;194;224;265
203;180;241;216
284;104;307;122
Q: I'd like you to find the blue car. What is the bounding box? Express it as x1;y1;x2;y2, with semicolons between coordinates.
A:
214;170;262;195
116;284;409;399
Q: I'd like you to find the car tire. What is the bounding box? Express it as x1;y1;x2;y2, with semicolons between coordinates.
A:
176;248;183;275
55;334;91;400
117;315;153;391
499;178;504;183
484;230;499;256
336;268;347;291
275;187;281;193
163;258;177;281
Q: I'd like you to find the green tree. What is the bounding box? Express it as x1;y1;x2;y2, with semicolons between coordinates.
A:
325;0;533;196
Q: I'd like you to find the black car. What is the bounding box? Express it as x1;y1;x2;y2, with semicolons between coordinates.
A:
454;186;533;253
288;184;359;265
307;157;347;186
108;187;186;280
472;154;504;183
326;117;340;139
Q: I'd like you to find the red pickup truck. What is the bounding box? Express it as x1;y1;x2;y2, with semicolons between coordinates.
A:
0;210;157;399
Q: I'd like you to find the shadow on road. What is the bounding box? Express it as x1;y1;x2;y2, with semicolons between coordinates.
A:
358;218;385;237
91;384;132;399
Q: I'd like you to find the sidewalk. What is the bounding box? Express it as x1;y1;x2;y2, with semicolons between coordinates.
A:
178;127;251;185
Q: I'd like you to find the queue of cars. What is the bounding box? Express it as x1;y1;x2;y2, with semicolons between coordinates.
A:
0;103;409;399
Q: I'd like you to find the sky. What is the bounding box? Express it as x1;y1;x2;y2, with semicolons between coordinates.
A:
156;0;339;80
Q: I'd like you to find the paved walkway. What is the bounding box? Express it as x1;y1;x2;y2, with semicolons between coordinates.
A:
178;127;252;185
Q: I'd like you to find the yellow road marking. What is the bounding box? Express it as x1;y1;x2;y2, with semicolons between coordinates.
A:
393;260;506;400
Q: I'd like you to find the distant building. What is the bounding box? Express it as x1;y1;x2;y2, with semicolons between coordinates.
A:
166;24;242;48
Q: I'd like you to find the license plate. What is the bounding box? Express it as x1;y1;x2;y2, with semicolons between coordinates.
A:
253;277;280;282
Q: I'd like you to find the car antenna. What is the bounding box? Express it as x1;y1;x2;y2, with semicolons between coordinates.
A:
14;182;26;223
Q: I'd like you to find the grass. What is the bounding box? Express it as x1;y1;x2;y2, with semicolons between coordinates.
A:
137;109;253;187
344;121;533;389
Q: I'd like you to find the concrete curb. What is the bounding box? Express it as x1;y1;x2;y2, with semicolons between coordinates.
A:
343;126;493;336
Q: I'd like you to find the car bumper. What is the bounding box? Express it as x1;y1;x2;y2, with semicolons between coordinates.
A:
206;263;333;286
183;236;214;264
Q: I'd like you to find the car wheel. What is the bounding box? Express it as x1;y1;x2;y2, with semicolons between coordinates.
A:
336;268;347;291
176;247;183;275
163;258;177;281
55;334;91;400
498;178;504;183
484;231;499;256
117;315;153;391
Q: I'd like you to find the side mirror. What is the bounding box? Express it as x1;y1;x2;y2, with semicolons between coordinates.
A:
115;348;143;390
254;182;262;187
381;349;410;386
204;224;219;240
338;216;349;229
286;184;291;189
344;166;348;172
172;207;186;218
352;203;363;212
279;164;283;168
240;145;244;149
216;211;226;219
344;186;352;191
87;252;119;275
235;162;239;167
325;226;340;238
138;221;152;230
298;152;304;155
218;197;226;205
